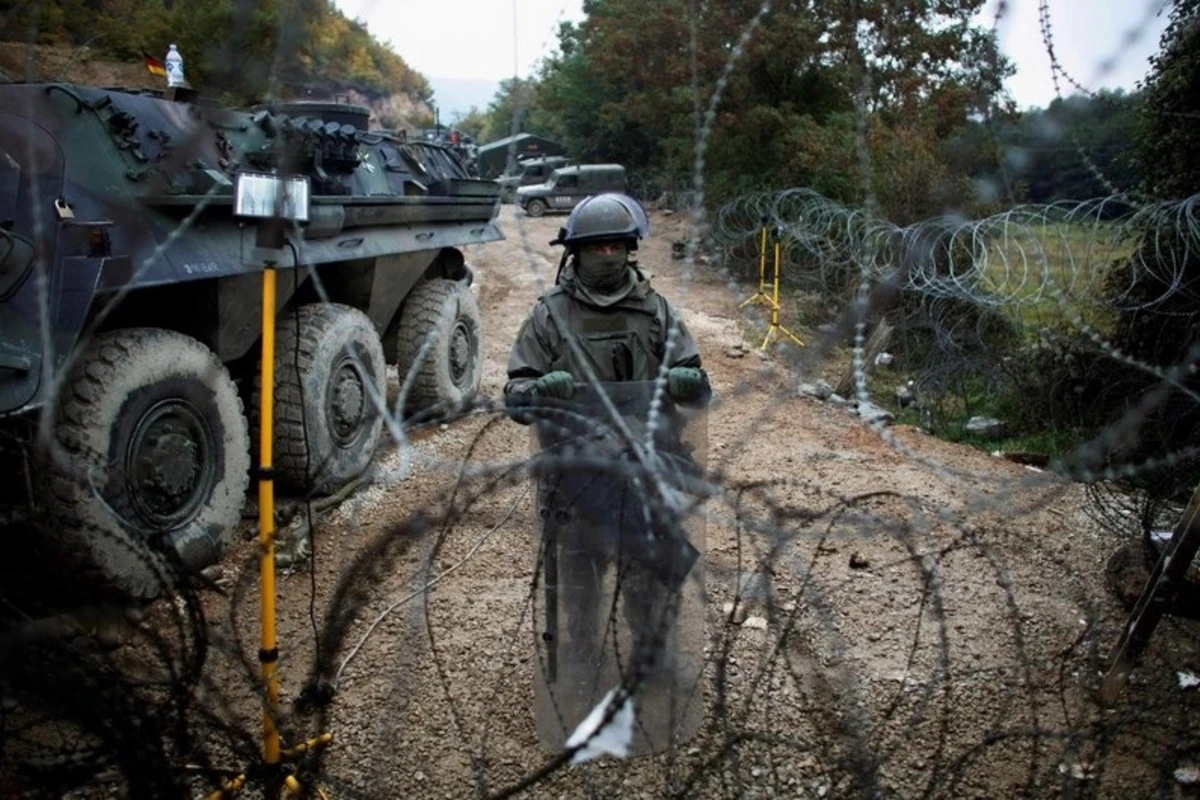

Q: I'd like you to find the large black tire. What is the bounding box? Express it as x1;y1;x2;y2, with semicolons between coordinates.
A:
392;278;482;416
40;328;251;598
525;198;548;217
264;303;386;495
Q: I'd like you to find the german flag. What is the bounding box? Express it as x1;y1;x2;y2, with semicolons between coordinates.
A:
143;51;166;77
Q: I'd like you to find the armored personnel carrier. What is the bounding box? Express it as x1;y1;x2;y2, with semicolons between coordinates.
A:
0;83;501;596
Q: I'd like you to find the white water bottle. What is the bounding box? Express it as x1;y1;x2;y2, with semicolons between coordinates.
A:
165;43;185;88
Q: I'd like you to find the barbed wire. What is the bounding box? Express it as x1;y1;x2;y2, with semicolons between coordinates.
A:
2;0;1199;798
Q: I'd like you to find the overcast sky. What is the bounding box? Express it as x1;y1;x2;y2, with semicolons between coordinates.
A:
332;0;1170;112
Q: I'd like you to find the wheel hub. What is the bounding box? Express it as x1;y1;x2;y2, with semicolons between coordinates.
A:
449;321;475;388
127;400;214;528
144;431;198;496
329;361;366;444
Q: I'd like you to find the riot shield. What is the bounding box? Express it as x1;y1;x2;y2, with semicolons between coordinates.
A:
530;381;706;756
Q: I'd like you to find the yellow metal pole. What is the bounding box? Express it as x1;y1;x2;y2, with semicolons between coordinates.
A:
760;239;783;350
740;224;772;309
282;732;334;759
757;225;768;295
258;261;281;768
216;255;334;799
770;239;782;328
208;774;246;800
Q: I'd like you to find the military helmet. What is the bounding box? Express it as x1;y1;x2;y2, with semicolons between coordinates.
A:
553;193;650;249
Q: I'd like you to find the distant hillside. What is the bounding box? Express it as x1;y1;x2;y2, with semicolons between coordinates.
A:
0;40;433;131
0;0;434;129
0;42;159;90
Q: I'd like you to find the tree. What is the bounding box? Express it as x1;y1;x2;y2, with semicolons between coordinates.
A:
478;77;539;143
988;91;1142;205
1085;0;1200;511
1136;0;1200;200
524;21;614;160
0;0;429;109
1114;0;1200;365
532;0;1011;218
451;107;488;141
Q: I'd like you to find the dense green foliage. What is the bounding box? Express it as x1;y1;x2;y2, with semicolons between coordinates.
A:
0;0;430;109
943;0;1196;479
477;0;1014;219
466;1;1159;216
477;77;540;143
1136;0;1200;200
6;0;1156;209
1113;0;1200;367
1079;0;1199;508
1121;0;1200;364
999;91;1141;203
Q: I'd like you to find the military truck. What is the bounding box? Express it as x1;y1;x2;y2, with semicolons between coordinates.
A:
495;156;571;203
475;133;567;180
0;83;501;596
517;164;628;217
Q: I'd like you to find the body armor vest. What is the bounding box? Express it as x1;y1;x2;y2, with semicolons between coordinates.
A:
539;287;666;383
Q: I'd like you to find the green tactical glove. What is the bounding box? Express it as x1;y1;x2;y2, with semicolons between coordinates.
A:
534;370;575;400
667;367;705;401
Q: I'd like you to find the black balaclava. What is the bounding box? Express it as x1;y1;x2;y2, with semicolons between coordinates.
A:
575;240;630;290
570;241;637;307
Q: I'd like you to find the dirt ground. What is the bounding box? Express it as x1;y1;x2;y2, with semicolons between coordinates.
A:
2;41;1194;800
174;205;1199;799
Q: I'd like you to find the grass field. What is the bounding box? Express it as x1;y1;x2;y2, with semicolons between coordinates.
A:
973;217;1138;335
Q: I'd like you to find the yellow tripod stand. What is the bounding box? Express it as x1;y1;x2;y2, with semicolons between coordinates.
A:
209;259;332;800
739;223;773;310
759;236;804;350
739;224;803;349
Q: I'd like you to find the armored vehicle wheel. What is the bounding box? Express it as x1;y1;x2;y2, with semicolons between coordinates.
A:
392;278;482;416
264;303;386;495
40;328;251;598
525;198;548;217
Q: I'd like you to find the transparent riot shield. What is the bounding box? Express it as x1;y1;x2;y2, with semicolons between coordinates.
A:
530;381;706;756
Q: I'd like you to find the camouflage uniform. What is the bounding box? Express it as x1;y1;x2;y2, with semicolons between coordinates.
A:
505;193;708;674
504;263;706;403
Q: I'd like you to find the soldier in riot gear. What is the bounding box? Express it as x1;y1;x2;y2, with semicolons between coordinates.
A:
506;194;710;748
504;192;710;408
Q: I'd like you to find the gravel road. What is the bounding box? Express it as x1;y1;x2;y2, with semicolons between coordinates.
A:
195;205;1189;800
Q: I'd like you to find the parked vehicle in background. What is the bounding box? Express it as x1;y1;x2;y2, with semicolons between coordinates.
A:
496;156;571;202
516;164;628;217
475;133;568;179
